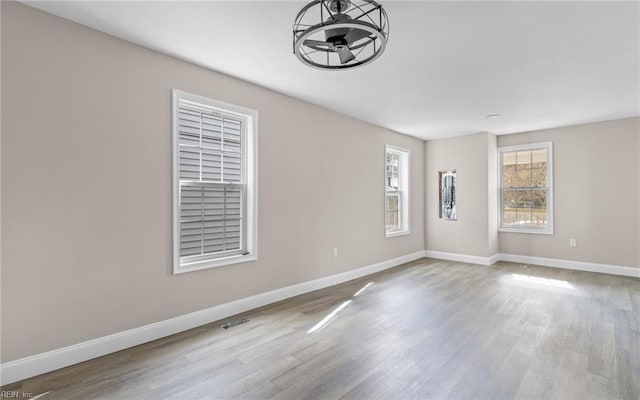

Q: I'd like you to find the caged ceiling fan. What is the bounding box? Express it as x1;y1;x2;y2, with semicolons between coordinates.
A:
292;0;389;70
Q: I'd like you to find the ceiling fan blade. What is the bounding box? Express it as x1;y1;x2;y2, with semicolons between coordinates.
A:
336;46;356;64
303;39;333;48
345;28;371;44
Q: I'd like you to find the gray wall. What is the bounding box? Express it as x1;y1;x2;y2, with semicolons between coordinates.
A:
424;118;639;270
424;132;498;257
1;2;424;362
498;117;640;268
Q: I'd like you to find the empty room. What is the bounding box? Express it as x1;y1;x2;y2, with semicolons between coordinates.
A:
1;1;639;399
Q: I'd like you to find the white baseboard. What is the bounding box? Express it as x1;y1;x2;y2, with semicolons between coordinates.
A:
424;250;495;266
0;251;425;385
497;253;640;278
488;253;501;265
423;250;639;278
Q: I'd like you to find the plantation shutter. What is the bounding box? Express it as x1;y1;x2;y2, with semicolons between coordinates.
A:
177;100;244;260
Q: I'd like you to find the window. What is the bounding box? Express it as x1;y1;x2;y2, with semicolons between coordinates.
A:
385;145;409;237
499;142;553;234
172;90;257;274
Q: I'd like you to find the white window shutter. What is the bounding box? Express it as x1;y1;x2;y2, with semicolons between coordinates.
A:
177;100;246;261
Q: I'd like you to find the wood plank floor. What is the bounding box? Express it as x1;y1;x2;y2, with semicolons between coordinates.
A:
3;258;639;399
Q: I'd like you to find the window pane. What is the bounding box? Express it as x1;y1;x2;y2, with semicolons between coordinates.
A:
502;151;516;167
203;186;225;220
386;212;397;229
517;169;531;187
223;152;242;183
386;152;400;190
202;114;222;149
201;148;222;182
223;118;242;153
386;194;399;212
222;219;241;251
516;207;532;225
179;147;200;180
178;108;201;147
516;150;531;169
531;189;546;209
531;190;547;225
516;189;532;225
503;166;516;188
531;149;547;167
502;190;517;225
531;209;547;226
385;193;400;230
503;190;517;209
396;193;402;228
517;189;532;209
203;219;225;254
532;167;547;187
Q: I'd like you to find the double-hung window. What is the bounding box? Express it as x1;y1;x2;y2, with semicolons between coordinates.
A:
385;145;409;237
172;90;257;274
499;142;553;234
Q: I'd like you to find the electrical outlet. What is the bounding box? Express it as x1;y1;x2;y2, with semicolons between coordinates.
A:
569;239;577;247
332;248;338;258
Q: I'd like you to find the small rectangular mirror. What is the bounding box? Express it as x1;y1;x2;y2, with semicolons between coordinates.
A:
439;170;457;220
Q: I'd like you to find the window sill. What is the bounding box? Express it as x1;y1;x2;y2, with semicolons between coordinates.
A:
174;253;257;274
385;230;410;238
499;227;553;235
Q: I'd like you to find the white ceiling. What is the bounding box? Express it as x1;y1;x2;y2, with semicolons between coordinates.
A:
23;1;640;140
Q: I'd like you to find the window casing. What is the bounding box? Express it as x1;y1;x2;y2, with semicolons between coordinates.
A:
385;145;410;237
172;90;257;274
499;142;553;234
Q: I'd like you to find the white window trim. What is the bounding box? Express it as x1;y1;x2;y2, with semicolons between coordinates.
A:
498;141;553;235
172;89;258;274
385;145;410;238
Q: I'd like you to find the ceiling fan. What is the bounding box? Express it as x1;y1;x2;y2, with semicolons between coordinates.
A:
293;0;389;70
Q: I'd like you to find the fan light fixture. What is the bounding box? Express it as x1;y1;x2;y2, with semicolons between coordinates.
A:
293;0;389;70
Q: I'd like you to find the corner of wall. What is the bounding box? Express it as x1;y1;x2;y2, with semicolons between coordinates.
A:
487;133;498;256
496;117;640;268
423;139;429;252
423;132;497;258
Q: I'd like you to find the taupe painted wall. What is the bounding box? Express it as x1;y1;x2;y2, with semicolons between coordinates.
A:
498;117;640;268
424;132;498;258
424;119;639;268
0;2;424;362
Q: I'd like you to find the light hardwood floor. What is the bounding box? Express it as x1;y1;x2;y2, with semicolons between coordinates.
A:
3;258;639;399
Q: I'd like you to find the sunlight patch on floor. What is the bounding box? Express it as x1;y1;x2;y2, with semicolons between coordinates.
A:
307;281;375;334
307;300;353;334
512;273;573;289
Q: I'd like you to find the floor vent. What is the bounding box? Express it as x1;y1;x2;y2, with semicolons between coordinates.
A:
221;318;249;329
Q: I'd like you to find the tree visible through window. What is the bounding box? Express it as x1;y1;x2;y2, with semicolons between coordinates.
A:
499;142;553;234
